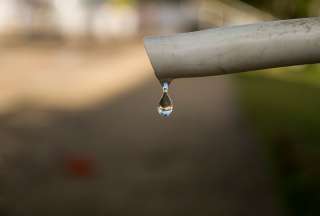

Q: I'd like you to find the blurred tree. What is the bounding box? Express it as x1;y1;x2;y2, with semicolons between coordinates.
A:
138;0;183;3
241;0;318;18
110;0;137;6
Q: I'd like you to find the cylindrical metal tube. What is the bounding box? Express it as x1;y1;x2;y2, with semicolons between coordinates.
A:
144;17;320;81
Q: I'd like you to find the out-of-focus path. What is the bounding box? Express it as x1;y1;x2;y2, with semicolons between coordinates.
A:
0;41;281;216
0;41;152;112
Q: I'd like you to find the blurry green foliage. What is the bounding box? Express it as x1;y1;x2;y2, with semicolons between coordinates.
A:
231;1;320;215
241;0;317;18
236;67;320;216
111;0;137;6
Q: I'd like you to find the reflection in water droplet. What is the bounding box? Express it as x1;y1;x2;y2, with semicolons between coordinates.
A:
158;82;173;117
158;92;173;117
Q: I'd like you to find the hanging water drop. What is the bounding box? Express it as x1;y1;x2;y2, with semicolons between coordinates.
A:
158;81;173;117
158;92;173;117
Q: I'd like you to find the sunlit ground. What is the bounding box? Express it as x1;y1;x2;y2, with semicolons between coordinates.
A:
0;39;153;113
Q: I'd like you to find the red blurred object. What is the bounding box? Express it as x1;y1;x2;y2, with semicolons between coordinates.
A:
64;156;95;178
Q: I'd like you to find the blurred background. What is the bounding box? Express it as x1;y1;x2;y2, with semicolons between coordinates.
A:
0;0;319;216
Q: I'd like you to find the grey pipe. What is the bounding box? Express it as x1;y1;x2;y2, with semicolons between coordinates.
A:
144;17;320;81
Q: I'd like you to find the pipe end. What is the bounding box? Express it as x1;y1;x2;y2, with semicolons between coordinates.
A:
144;36;168;82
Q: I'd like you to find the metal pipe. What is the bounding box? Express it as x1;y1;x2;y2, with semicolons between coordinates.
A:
144;17;320;81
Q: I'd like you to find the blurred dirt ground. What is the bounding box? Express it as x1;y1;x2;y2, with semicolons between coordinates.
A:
0;40;281;216
0;39;151;112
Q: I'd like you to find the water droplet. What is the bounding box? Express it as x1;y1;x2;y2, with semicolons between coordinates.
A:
158;82;173;117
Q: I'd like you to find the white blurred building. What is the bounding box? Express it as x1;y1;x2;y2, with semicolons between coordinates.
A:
51;0;139;39
0;0;19;33
0;0;139;39
52;0;86;37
